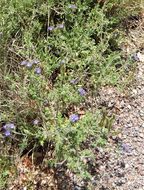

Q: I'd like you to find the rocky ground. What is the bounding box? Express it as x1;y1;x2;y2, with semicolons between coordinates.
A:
92;19;144;190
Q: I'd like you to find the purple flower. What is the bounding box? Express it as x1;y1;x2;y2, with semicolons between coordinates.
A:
4;130;11;137
3;123;15;137
20;60;29;66
78;87;86;96
3;123;15;130
20;60;34;68
35;67;41;74
69;114;79;122
57;24;64;29
47;26;54;31
68;4;77;9
70;79;78;84
33;119;39;125
26;62;33;68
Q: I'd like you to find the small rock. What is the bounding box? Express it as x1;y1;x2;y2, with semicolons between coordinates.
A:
125;164;129;169
127;105;132;110
132;89;137;95
115;170;125;177
126;122;133;128
120;100;125;108
74;187;81;190
115;178;126;186
139;133;144;138
132;150;139;156
41;179;47;185
139;110;144;117
117;161;125;168
108;101;115;108
91;177;97;186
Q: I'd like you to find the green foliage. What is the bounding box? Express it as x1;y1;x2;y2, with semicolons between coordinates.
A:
0;147;16;189
0;0;141;187
0;157;9;188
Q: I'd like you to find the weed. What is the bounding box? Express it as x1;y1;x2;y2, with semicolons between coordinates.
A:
0;0;142;187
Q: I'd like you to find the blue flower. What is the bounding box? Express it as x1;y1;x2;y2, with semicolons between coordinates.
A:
3;123;15;130
69;114;79;122
4;130;11;137
35;67;41;74
47;26;54;31
68;4;77;9
78;87;86;96
3;123;15;137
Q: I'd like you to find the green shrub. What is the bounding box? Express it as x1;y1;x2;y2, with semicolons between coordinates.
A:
0;0;141;185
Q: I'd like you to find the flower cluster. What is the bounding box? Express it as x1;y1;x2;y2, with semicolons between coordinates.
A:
3;123;15;137
20;59;39;67
20;59;41;75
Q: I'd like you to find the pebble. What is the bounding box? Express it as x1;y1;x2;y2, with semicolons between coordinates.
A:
126;123;133;128
115;179;126;186
139;110;144;116
115;170;125;178
139;133;144;138
132;89;137;95
127;105;132;110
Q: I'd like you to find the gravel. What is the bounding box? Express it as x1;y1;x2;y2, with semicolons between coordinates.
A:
91;24;144;190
